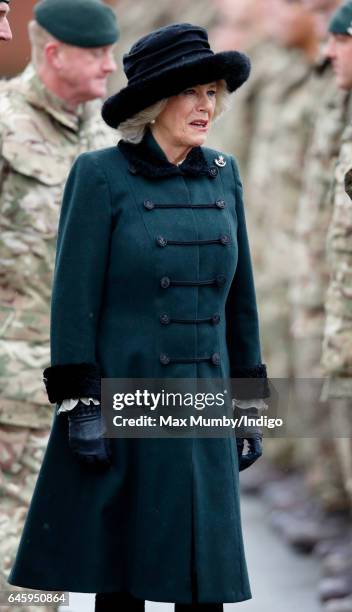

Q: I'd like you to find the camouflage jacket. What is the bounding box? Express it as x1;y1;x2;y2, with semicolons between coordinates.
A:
321;94;352;396
289;66;350;346
0;65;116;427
245;49;321;320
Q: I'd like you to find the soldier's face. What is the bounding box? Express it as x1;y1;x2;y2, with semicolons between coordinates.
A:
268;0;316;47
152;83;217;150
55;43;117;102
0;3;12;42
325;34;352;89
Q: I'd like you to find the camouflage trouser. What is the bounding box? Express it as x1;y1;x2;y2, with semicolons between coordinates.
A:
329;399;352;512
292;338;349;512
258;296;298;470
0;424;59;612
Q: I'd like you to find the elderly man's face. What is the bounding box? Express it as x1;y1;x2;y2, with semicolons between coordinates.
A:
325;33;352;89
153;83;218;150
53;42;117;102
0;2;12;42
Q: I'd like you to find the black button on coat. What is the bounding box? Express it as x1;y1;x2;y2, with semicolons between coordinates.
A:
9;131;267;605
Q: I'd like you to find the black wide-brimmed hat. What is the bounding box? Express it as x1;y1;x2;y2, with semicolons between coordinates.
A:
102;22;251;129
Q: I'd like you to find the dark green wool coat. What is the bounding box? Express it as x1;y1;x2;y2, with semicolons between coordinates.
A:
9;130;267;604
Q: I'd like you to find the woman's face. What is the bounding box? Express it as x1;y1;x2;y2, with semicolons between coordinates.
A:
152;82;218;149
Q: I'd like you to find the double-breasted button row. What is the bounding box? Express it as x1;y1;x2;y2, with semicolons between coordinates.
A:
153;186;226;368
159;313;221;326
159;352;221;366
160;275;226;289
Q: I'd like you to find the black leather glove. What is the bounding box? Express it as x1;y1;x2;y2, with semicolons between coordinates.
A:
234;405;263;471
236;433;263;471
67;401;112;469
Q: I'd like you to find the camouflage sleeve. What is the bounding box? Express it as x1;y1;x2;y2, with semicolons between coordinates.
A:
321;133;352;388
49;152;113;369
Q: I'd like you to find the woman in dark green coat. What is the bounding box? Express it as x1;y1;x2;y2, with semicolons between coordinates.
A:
9;23;268;611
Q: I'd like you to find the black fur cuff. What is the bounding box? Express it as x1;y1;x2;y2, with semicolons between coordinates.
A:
43;363;101;404
230;364;269;399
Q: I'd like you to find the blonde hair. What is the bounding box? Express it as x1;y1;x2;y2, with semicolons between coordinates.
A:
118;79;232;144
28;20;56;70
118;99;168;144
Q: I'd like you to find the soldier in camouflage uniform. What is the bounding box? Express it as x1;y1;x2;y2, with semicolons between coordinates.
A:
317;7;352;607
0;1;119;608
320;1;352;612
246;3;321;453
322;2;352;517
0;0;11;43
242;0;323;470
245;0;320;384
289;0;351;513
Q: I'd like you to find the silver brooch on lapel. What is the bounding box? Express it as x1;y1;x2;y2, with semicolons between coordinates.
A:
214;155;226;168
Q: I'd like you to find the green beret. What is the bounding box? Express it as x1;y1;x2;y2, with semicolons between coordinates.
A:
329;1;352;36
34;0;119;48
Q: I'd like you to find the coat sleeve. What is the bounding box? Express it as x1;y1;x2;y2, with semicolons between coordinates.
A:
43;152;113;404
225;156;268;399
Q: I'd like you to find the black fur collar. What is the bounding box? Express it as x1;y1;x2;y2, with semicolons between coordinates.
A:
118;129;211;179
